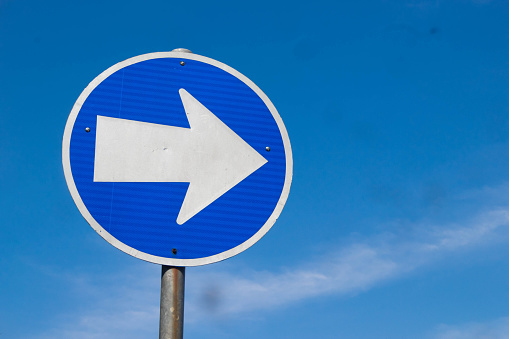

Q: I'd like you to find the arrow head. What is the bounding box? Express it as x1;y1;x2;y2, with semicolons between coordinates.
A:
176;89;267;224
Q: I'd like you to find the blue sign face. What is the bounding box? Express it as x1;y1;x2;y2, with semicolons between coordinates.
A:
62;52;292;266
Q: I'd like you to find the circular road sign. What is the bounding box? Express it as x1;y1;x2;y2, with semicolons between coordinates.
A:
62;51;292;266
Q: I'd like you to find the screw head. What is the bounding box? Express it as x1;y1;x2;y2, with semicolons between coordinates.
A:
172;248;178;255
180;61;185;66
172;48;192;53
85;127;91;133
265;146;270;152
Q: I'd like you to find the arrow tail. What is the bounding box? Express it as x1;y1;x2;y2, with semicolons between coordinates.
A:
94;115;191;182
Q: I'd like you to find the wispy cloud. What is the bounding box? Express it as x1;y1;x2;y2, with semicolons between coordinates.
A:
430;316;509;339
30;267;160;339
186;208;509;321
30;184;509;338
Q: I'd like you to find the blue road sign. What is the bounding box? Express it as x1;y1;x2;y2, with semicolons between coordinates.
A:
62;52;292;266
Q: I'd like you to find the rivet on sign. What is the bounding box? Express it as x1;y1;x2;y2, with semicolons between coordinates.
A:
172;248;178;255
266;146;270;152
85;127;91;133
180;61;185;66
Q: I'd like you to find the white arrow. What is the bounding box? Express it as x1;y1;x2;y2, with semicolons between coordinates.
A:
93;88;268;225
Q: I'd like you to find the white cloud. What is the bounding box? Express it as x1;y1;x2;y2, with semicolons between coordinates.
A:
30;184;509;337
186;209;509;321
431;316;509;339
30;266;161;339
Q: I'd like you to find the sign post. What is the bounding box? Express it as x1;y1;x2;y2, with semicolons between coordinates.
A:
63;48;292;338
160;265;185;339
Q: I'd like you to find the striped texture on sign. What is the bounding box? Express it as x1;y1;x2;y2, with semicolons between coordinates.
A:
69;58;286;260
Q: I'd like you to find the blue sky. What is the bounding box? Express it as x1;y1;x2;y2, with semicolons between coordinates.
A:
1;0;509;338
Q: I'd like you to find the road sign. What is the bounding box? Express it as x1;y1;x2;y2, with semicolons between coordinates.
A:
62;52;292;266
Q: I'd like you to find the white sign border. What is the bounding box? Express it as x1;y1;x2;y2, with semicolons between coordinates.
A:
62;52;293;266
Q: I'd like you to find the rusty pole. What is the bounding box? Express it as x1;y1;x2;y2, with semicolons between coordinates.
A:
159;265;185;339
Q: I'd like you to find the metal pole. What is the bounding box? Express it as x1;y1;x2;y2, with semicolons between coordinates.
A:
159;265;185;339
